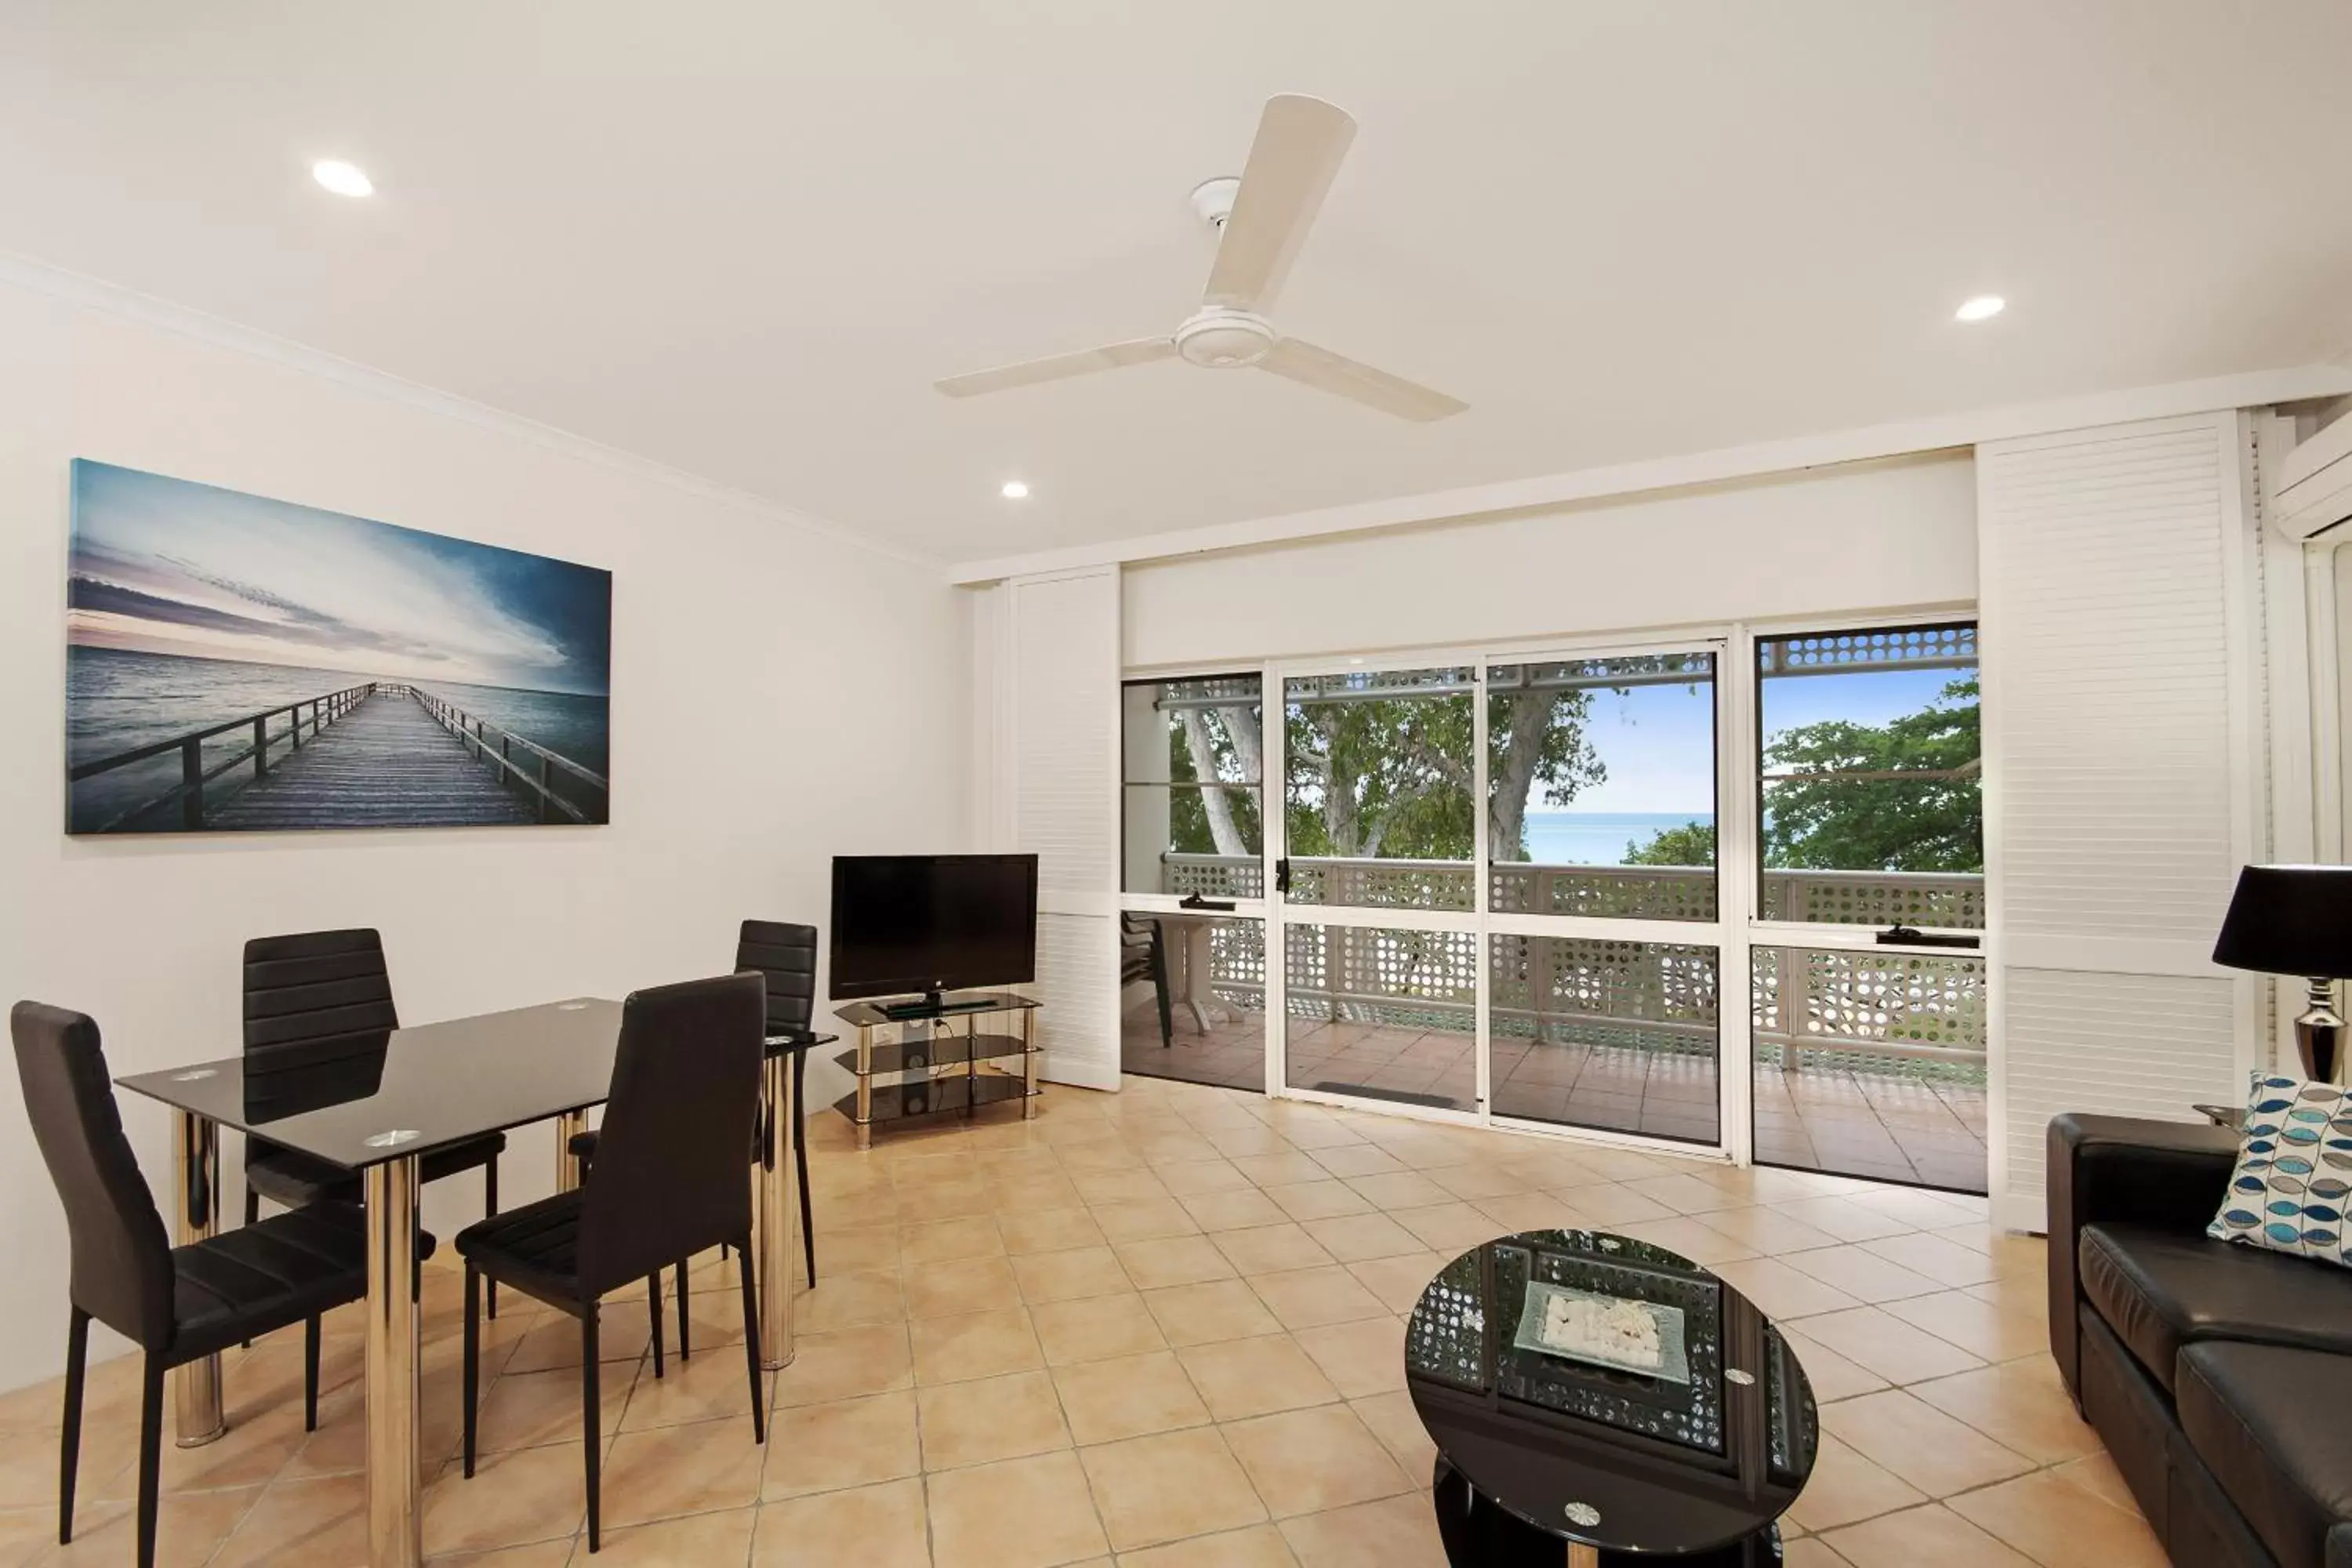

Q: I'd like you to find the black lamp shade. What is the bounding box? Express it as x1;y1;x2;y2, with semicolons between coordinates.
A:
2212;865;2352;978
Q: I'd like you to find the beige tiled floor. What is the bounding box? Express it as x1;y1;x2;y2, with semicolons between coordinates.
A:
0;1075;2150;1567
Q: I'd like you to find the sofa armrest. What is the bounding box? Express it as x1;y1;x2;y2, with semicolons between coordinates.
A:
2045;1113;2241;1401
2330;1521;2352;1568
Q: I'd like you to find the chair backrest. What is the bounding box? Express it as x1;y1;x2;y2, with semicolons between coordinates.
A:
10;1003;175;1349
241;930;399;1139
735;920;817;1036
576;973;764;1295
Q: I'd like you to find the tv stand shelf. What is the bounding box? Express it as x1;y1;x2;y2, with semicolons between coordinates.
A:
833;991;1041;1150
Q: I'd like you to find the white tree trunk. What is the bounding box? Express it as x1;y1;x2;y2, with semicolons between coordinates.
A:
1180;709;1248;858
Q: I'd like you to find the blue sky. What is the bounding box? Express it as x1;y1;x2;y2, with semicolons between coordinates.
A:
67;461;611;695
1539;666;1965;816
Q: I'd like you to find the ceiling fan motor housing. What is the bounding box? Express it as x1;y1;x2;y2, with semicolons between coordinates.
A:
1175;307;1276;368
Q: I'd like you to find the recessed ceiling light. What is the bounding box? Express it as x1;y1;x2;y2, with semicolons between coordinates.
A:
312;159;374;198
1000;481;1030;499
1955;295;2005;323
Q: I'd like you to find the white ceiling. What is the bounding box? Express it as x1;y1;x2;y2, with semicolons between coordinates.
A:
4;2;2350;564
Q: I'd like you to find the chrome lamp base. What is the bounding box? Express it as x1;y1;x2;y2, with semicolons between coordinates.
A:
2296;977;2343;1084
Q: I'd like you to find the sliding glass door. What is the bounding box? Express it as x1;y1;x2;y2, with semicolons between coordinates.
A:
1746;624;1987;1192
1117;674;1271;1093
1266;648;1732;1152
1126;623;1986;1186
1484;652;1726;1147
1278;666;1481;1112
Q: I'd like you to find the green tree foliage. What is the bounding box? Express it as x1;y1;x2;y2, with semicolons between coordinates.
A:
1760;677;1980;872
1283;691;1475;858
1279;681;1606;861
1624;820;1716;867
1624;677;1982;871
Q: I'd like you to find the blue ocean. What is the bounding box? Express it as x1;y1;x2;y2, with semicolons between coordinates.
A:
1520;811;1713;866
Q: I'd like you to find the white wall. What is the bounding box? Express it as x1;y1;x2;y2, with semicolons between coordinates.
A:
1121;452;1976;668
0;279;970;1390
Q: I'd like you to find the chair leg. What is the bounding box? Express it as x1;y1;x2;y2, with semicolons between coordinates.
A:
646;1273;664;1381
582;1308;602;1553
794;1051;816;1287
135;1354;164;1568
462;1265;481;1479
59;1307;89;1544
483;1158;499;1322
1153;938;1174;1047
674;1260;690;1363
735;1234;765;1445
242;1187;261;1347
303;1316;321;1432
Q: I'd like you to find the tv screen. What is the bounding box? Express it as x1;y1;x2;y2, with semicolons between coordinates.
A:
829;854;1039;1000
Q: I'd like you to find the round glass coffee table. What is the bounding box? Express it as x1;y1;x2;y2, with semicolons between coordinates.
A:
1405;1229;1817;1566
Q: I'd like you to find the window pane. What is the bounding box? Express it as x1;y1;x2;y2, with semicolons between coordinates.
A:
1490;935;1720;1144
1750;944;1987;1193
1488;654;1716;922
1284;924;1476;1111
1284;666;1475;911
1756;625;1983;928
1123;675;1263;896
1120;914;1265;1092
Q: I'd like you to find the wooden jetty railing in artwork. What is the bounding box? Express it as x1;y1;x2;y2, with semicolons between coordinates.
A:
69;682;608;831
405;687;606;825
69;682;380;832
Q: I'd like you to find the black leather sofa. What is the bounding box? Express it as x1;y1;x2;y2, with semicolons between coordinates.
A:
2047;1114;2352;1568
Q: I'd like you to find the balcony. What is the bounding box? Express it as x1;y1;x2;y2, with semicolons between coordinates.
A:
1120;855;1987;1193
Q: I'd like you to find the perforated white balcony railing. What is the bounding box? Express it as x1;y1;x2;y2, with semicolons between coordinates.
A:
1163;853;1984;929
1153;855;1987;1083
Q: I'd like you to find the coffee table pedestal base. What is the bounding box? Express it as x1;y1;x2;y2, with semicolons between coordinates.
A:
1432;1460;1783;1567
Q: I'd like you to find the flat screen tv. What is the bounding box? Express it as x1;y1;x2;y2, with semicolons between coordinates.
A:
829;853;1039;1005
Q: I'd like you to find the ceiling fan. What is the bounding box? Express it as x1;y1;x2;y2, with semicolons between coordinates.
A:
935;94;1467;423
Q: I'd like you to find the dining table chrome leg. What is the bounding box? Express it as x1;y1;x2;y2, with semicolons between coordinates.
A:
363;1155;422;1568
1567;1547;1599;1568
554;1108;591;1192
755;1049;797;1370
169;1109;225;1447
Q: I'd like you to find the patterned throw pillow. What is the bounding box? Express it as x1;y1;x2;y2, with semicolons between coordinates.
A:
2208;1075;2352;1267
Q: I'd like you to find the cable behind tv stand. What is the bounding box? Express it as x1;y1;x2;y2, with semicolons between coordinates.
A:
833;990;1044;1150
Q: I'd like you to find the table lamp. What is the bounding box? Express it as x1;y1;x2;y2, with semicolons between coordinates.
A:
2212;864;2352;1083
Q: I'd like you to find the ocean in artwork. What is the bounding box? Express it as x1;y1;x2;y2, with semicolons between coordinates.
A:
65;461;611;833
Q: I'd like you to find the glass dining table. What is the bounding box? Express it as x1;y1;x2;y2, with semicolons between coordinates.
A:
115;996;833;1568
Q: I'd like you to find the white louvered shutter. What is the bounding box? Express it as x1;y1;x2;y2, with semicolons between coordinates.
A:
1002;568;1121;1090
1979;412;2261;1230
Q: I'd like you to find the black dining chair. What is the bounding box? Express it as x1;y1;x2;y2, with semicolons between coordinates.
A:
241;931;506;1316
13;1001;408;1568
456;974;767;1555
1121;913;1174;1047
568;919;824;1370
734;919;821;1286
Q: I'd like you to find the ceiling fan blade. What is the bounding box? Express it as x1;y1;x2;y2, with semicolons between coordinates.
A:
935;338;1176;398
1202;94;1357;314
1258;338;1467;423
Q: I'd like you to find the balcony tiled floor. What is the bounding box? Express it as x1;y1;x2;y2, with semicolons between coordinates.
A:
1122;1001;1987;1194
0;1075;2134;1567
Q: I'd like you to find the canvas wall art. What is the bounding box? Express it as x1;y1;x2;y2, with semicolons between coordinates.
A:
66;460;612;833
